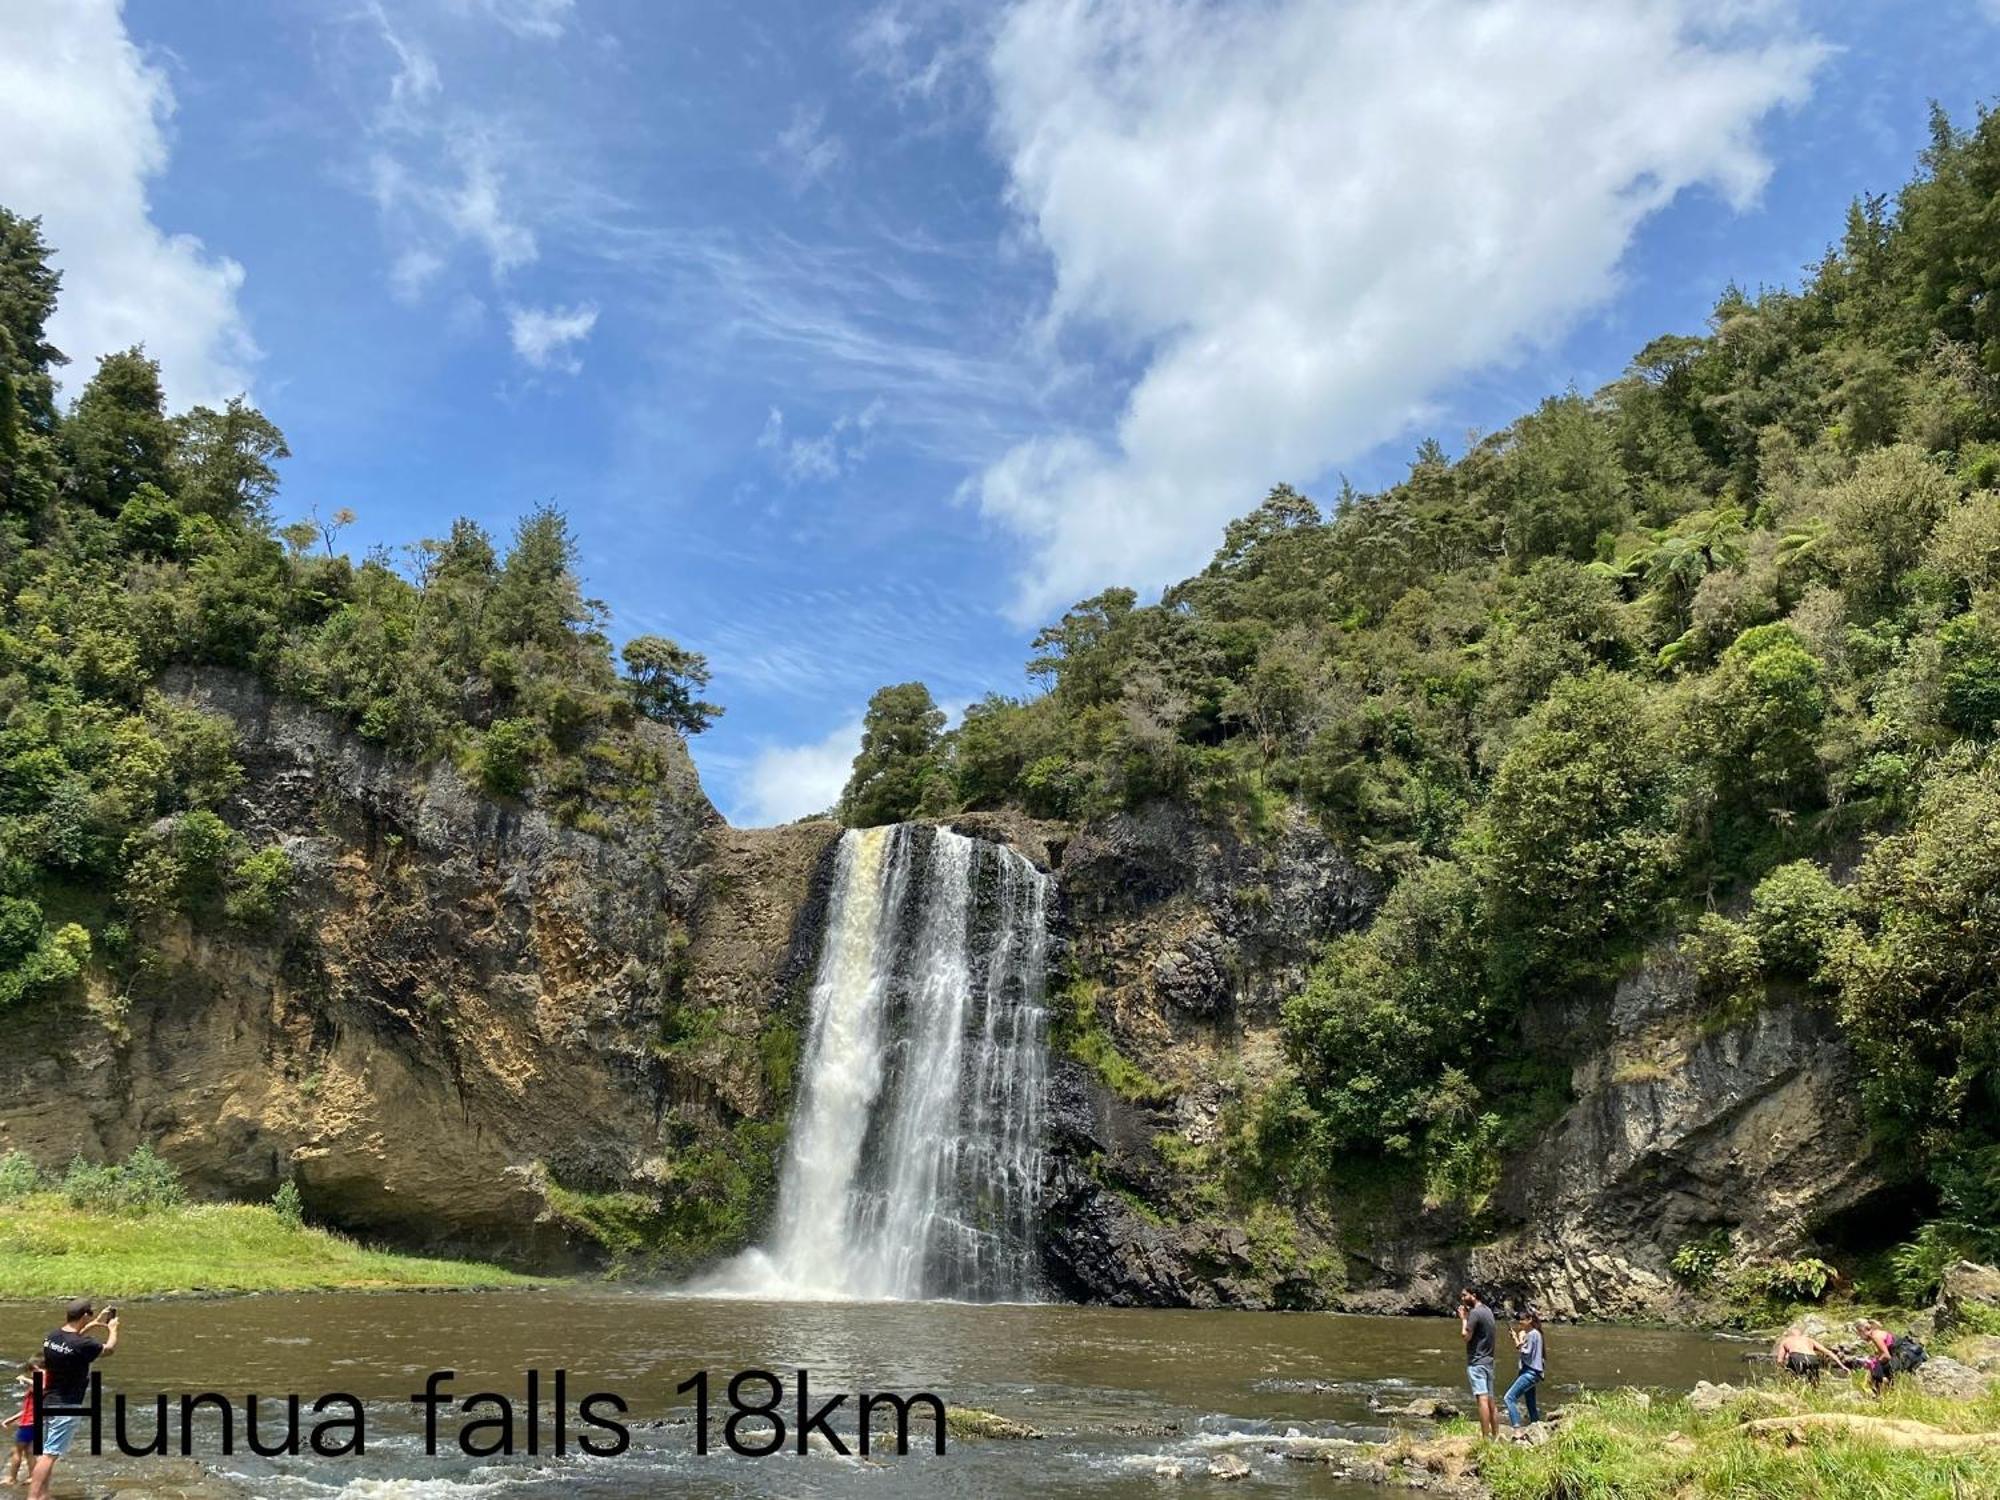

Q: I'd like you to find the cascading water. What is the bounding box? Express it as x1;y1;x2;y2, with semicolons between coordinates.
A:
710;823;1051;1302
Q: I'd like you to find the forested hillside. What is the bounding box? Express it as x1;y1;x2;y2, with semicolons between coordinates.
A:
837;105;2000;1298
0;206;716;1004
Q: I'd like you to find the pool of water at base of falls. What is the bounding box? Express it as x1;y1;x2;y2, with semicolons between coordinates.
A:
0;1288;1756;1498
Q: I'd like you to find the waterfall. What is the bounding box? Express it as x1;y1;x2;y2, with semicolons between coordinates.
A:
710;823;1051;1302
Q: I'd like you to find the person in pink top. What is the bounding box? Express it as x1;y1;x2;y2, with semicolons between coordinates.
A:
4;1358;45;1486
1853;1319;1897;1396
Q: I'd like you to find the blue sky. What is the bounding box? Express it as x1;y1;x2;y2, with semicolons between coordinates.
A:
3;1;1997;824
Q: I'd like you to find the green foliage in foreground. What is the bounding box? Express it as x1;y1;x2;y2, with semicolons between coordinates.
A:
0;1194;534;1299
1476;1386;2000;1500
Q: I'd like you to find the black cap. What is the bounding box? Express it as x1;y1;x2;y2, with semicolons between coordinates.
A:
64;1299;92;1323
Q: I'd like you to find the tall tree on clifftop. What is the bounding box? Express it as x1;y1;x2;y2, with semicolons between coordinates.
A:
840;682;947;827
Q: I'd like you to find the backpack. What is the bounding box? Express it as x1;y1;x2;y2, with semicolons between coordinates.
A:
1890;1333;1928;1373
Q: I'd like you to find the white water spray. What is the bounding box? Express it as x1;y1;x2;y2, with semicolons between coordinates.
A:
712;824;1051;1301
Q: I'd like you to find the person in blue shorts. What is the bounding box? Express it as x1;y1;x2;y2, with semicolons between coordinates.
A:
1458;1287;1499;1438
30;1300;118;1500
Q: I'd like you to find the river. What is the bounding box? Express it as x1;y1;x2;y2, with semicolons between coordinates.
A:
0;1289;1754;1498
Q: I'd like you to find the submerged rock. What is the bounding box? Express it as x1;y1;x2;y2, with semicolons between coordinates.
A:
1205;1451;1251;1480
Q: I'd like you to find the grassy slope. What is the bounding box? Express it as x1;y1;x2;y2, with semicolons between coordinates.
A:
0;1196;539;1298
1471;1382;2000;1500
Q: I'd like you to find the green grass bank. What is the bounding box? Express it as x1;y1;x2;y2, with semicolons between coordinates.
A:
0;1194;538;1299
1457;1381;2000;1499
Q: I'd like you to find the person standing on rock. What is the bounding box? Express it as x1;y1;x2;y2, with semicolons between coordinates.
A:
1458;1287;1499;1438
29;1300;117;1500
1504;1311;1545;1428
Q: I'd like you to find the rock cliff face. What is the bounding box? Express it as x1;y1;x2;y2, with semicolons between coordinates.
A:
0;673;1886;1304
0;669;837;1264
1026;803;1885;1320
1462;954;1880;1319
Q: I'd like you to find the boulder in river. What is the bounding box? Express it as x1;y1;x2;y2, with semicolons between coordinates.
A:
1205;1451;1252;1480
1371;1395;1462;1420
942;1407;1042;1441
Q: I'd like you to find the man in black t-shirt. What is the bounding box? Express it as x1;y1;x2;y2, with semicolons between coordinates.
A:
29;1299;118;1500
1458;1287;1499;1439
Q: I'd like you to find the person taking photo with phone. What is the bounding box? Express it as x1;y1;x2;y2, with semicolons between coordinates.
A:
29;1299;118;1500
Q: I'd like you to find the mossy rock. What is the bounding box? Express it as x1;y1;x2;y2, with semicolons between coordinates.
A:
944;1407;1041;1441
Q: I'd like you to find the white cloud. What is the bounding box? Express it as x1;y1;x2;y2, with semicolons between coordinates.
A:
0;0;256;408
757;401;886;484
852;0;992;109
774;105;847;190
508;302;598;371
450;0;577;40
973;0;1827;620
370;0;442;116
368;132;538;286
736;717;863;826
389;245;448;302
359;5;540;301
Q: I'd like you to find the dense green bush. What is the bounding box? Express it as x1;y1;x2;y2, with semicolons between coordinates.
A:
1729;1255;1839;1306
1669;1231;1732;1290
0;1151;41;1202
59;1146;186;1216
1280;861;1489;1155
1746;860;1848;978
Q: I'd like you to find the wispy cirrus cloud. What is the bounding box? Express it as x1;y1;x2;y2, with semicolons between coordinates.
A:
588;218;1048;465
758;401;886;483
345;0;575;366
368;131;537;288
772;105;847;190
448;0;577;41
